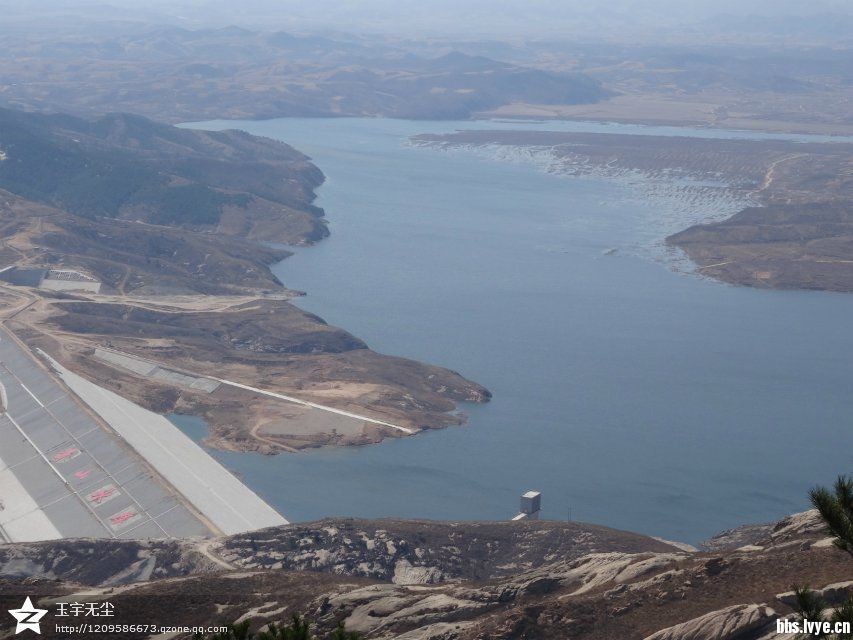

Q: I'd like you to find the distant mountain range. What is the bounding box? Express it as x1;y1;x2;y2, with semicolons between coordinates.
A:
0;26;610;121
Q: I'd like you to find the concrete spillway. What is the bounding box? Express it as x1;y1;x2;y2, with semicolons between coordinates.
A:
43;352;287;535
0;324;286;542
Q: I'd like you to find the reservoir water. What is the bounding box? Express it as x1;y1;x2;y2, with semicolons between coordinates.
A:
181;118;853;543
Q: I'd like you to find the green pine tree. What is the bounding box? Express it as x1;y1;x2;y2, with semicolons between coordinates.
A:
789;476;853;639
810;475;853;556
329;622;362;640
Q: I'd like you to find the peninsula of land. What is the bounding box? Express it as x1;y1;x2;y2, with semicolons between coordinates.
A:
413;129;853;292
0;107;490;454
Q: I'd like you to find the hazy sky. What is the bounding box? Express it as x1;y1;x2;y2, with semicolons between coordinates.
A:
6;0;853;40
147;0;853;33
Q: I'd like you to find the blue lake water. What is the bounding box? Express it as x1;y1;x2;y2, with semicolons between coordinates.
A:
180;117;853;543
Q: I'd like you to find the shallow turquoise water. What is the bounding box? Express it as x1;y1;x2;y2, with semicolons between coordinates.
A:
179;118;853;543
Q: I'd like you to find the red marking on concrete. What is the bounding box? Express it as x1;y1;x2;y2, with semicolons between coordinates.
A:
89;488;116;504
52;448;80;462
109;511;136;525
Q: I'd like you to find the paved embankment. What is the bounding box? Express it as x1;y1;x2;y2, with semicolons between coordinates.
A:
0;327;211;540
43;353;288;535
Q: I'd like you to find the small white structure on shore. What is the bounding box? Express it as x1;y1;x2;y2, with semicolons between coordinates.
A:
512;490;541;521
40;269;101;293
0;266;101;293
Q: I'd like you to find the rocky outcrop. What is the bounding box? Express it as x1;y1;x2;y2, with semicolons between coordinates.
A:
0;539;216;587
214;518;681;584
702;510;826;552
701;523;776;552
557;552;687;595
1;511;852;639
324;585;499;636
0;518;678;588
777;580;853;608
644;604;779;640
